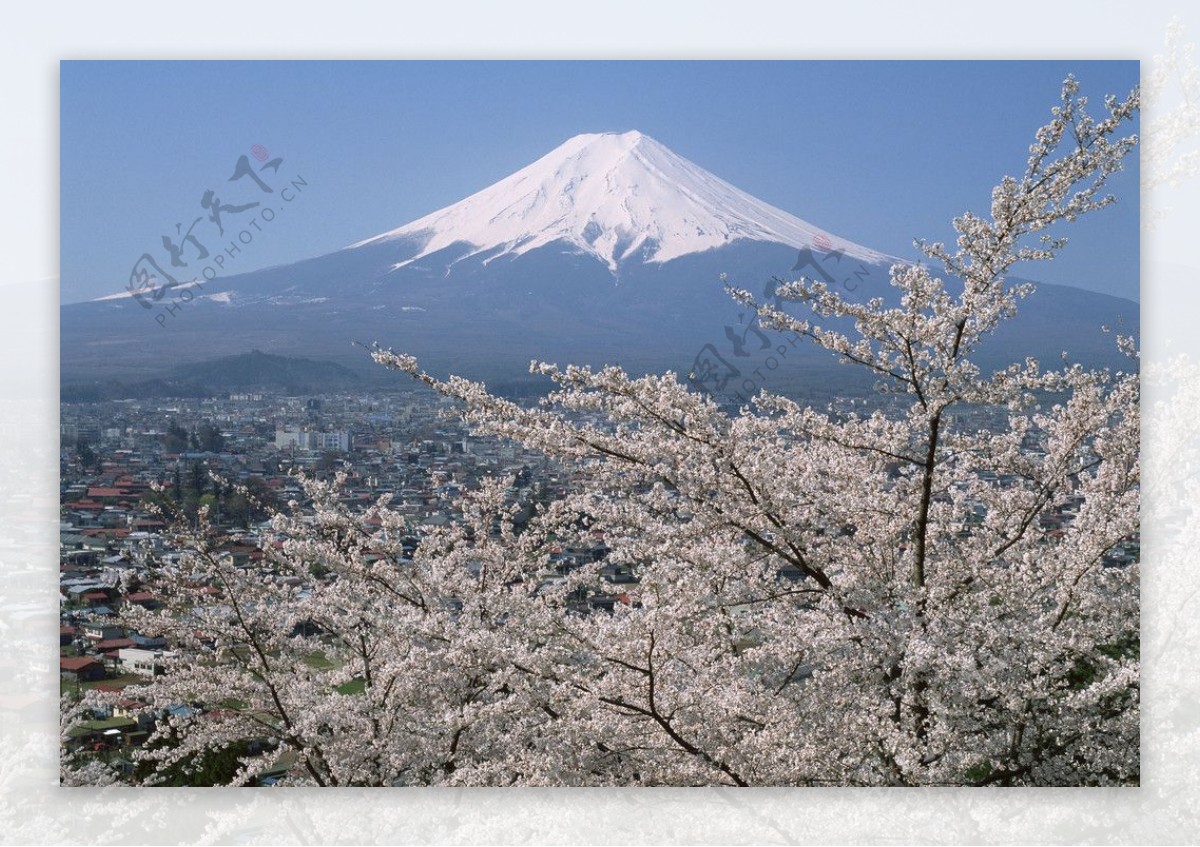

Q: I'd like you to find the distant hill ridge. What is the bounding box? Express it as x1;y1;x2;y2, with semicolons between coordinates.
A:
61;351;365;401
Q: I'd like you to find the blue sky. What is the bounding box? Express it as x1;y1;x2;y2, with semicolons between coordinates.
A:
60;60;1140;303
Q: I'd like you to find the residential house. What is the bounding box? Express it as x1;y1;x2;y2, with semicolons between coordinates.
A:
60;656;106;682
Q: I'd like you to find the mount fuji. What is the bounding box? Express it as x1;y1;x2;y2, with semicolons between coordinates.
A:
352;130;891;273
62;131;1137;397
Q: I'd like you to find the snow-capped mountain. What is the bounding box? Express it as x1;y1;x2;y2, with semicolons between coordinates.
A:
353;130;891;273
63;131;1137;394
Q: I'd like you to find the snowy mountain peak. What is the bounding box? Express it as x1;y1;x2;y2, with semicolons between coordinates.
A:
352;131;891;272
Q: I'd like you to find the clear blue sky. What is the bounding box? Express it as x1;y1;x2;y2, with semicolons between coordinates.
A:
60;60;1140;304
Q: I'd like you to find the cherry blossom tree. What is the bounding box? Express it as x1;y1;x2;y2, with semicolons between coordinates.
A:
64;77;1140;786
72;474;566;787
